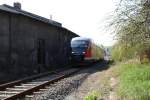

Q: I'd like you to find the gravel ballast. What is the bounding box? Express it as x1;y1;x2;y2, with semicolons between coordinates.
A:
33;62;107;100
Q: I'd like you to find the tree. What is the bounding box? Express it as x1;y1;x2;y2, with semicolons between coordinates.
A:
110;0;150;61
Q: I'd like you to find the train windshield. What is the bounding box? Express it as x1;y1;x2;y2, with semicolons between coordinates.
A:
71;40;89;48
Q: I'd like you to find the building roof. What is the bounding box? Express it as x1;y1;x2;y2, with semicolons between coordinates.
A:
0;4;62;27
0;3;79;37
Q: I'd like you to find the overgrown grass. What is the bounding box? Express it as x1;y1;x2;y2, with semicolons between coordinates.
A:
118;63;150;100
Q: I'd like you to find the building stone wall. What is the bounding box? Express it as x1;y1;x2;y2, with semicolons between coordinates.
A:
0;11;77;83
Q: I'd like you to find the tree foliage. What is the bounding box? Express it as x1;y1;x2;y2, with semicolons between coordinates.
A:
110;0;150;61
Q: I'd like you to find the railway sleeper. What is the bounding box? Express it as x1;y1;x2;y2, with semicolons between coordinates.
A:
14;85;33;89
21;83;39;86
25;95;34;98
0;91;20;95
6;88;27;91
39;89;49;91
27;82;44;84
25;95;35;100
0;95;13;99
33;91;42;94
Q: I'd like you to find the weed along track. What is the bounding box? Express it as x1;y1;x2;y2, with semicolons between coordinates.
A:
0;68;80;100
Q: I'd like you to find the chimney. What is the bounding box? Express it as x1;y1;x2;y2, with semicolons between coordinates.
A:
50;15;53;20
14;2;21;10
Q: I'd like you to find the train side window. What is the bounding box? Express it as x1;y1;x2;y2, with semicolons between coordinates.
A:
37;39;45;64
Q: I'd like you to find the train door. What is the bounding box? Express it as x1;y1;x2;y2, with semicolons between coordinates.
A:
37;39;45;65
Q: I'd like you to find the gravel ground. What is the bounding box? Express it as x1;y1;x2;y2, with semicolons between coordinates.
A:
33;62;107;100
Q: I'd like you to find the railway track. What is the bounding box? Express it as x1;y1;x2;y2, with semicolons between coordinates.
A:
0;68;80;100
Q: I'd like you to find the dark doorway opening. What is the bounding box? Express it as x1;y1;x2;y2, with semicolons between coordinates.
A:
37;39;45;64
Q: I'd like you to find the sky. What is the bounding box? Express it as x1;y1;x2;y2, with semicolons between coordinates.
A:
0;0;118;46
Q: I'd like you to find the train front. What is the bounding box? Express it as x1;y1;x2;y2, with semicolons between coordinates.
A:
71;37;90;62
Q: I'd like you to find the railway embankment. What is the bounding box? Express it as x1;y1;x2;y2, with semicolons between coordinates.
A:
89;60;150;100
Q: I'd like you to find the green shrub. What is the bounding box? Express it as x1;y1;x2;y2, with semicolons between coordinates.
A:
84;91;100;100
111;43;136;62
111;42;150;62
140;57;150;64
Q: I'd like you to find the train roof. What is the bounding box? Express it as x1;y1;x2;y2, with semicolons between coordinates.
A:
71;37;91;41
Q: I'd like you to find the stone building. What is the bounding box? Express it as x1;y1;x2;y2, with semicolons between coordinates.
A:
0;2;78;83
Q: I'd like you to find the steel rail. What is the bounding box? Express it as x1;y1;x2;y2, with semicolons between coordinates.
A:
0;67;73;91
1;68;79;100
0;71;55;91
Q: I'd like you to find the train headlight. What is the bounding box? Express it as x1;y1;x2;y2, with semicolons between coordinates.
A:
82;52;85;54
72;52;75;53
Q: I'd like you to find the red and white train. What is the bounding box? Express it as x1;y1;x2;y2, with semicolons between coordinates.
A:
71;37;104;62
